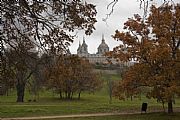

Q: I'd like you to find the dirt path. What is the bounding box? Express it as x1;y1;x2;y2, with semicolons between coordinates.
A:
1;112;142;120
2;108;180;120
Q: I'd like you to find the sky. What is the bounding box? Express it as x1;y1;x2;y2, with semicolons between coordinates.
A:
69;0;144;54
69;0;179;54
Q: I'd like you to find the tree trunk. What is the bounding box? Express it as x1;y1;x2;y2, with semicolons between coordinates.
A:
168;100;173;113
65;91;67;99
78;91;81;100
67;92;71;99
59;91;62;99
16;83;25;102
6;86;9;96
162;101;165;112
71;92;73;99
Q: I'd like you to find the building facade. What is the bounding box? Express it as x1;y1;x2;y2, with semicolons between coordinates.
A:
77;35;134;67
77;35;111;64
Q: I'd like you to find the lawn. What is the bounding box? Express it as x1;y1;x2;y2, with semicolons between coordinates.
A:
1;89;180;118
0;73;180;118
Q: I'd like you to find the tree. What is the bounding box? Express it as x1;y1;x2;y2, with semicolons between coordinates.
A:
1;53;15;96
1;0;97;102
104;0;151;21
75;57;102;99
1;0;97;53
26;55;45;101
45;55;102;99
4;47;40;102
110;3;180;113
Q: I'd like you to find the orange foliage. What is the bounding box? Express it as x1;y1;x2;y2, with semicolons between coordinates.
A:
111;3;180;113
45;55;102;99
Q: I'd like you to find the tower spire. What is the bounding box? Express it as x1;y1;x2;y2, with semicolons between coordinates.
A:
102;33;105;43
79;40;81;46
102;34;104;40
83;36;85;43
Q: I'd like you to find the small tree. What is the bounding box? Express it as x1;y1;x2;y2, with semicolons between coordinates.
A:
110;3;180;113
76;58;102;99
45;55;102;99
5;48;40;102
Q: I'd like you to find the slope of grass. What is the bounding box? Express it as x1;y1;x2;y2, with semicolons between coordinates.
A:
0;73;180;118
1;90;180;118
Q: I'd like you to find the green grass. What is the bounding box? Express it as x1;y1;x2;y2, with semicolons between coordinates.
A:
101;73;121;81
1;90;180;118
0;73;180;118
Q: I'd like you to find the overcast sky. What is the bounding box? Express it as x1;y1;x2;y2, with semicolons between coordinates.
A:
69;0;179;54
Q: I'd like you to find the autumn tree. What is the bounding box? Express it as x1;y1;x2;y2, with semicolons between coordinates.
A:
110;3;180;113
26;55;45;101
3;46;41;102
45;55;102;99
1;0;96;53
1;52;15;96
75;57;102;99
0;0;97;102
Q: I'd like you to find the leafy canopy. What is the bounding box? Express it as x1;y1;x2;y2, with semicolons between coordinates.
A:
110;3;180;112
1;0;97;54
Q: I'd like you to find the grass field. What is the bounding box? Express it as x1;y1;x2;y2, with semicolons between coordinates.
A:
0;73;180;119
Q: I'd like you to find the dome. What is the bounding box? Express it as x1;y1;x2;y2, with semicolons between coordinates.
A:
97;35;109;54
98;39;109;49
